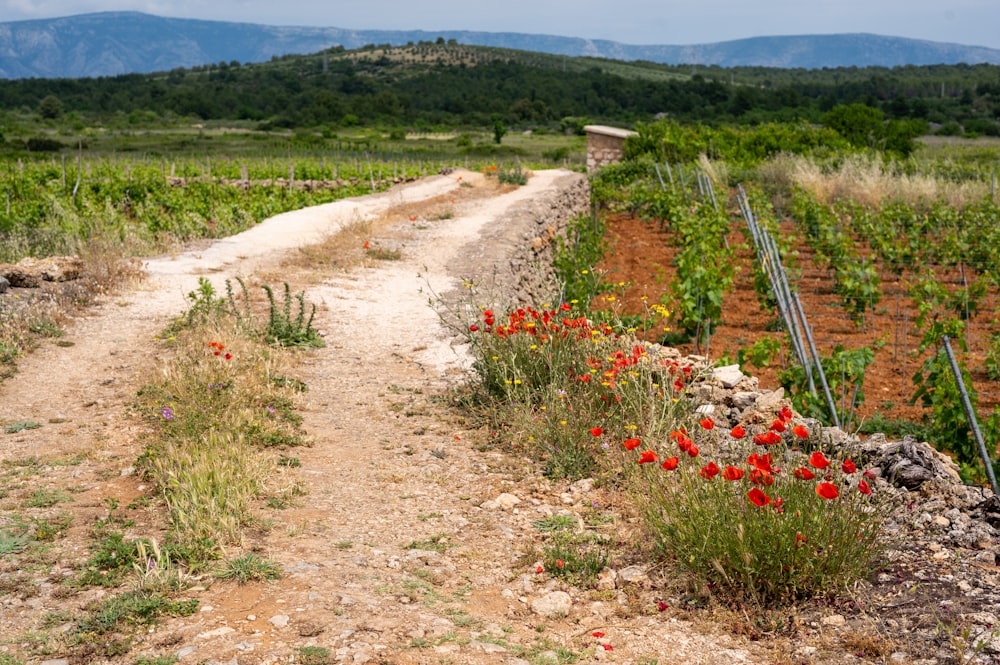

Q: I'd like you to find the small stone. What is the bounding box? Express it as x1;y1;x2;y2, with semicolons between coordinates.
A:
617;565;648;586
268;614;290;628
821;614;846;627
713;364;744;389
247;614;256;621
39;660;70;665
530;591;573;618
0;276;9;293
174;646;198;658
596;567;617;591
495;493;522;509
473;641;508;653
235;641;256;652
958;580;973;593
755;388;785;412
931;515;951;528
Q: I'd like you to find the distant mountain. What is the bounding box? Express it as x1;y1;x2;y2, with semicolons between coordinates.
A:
1;11;999;79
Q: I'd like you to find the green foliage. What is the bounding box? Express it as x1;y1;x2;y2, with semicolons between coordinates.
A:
4;420;41;434
76;590;198;635
262;283;325;348
552;212;611;308
778;345;874;426
297;646;332;665
217;553;282;583
541;530;610;585
738;337;782;371
833;260;881;326
910;329;998;483
77;531;147;587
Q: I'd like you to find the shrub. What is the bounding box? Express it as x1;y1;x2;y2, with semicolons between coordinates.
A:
627;413;889;605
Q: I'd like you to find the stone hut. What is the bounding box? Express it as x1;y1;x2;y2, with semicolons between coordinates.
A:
584;125;638;173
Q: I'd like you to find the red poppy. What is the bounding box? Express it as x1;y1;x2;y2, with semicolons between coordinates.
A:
699;417;714;431
592;631;605;638
699;461;720;480
750;468;774;486
858;479;872;495
747;453;774;473
560;302;572;311
469;324;479;332
657;601;669;611
791;424;809;439
687;444;699;458
535;565;543;573
841;458;857;474
730;425;746;439
224;353;232;360
809;451;831;469
793;467;815;480
863;469;877;480
602;645;613;651
638;450;659;465
590;427;603;437
778;406;793;423
676;435;692;453
816;482;840;500
556;559;565;569
722;466;745;481
622;438;641;451
748;487;772;507
753;431;781;446
796;532;807;546
770;419;786;433
661;456;679;471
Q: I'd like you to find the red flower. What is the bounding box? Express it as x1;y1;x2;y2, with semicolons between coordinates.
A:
560;302;572;311
750;468;774;486
748;487;772;507
753;431;781;446
469;324;479;332
536;565;543;573
791;424;809;439
590;427;603;437
556;559;565;569
602;645;613;651
224;353;232;360
699;417;715;431
687;444;699;458
858;479;872;495
841;458;857;474
809;451;831;469
638;450;659;465
778;406;793;423
730;425;746;439
592;631;605;638
793;467;815;480
747;453;774;473
722;466;745;481
661;456;679;471
863;469;877;480
699;461;720;480
816;482;840;500
796;532;807;546
676;435;693;453
622;438;641;451
770;419;786;433
657;601;669;611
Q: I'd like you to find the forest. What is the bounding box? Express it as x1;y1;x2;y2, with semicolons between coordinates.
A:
0;41;997;140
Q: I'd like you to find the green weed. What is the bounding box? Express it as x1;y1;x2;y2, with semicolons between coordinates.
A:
217;554;282;583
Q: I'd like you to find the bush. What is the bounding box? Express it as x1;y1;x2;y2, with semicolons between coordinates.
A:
628;414;888;605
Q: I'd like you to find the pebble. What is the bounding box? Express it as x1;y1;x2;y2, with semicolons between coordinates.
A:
268;614;290;628
196;627;235;640
821;614;846;627
530;591;572;618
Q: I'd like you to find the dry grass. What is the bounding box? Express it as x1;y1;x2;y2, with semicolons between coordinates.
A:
758;153;991;209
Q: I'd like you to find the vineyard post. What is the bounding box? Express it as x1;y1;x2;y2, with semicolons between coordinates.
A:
941;335;1000;495
653;164;666;191
793;291;842;429
664;162;674;186
901;312;908;396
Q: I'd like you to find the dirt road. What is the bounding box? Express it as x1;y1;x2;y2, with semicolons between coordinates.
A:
0;169;761;665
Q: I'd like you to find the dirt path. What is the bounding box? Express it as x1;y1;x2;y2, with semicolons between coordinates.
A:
0;170;763;665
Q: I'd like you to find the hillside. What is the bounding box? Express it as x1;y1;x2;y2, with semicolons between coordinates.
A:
2;11;1000;79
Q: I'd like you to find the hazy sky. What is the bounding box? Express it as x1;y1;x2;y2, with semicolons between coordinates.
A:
1;0;998;50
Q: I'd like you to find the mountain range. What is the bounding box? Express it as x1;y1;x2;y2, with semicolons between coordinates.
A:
1;11;999;80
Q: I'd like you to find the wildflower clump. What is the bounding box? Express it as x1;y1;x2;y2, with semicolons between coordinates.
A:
626;409;888;604
462;301;685;478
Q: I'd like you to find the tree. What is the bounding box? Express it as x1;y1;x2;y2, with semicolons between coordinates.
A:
491;114;507;144
822;103;884;149
38;94;63;119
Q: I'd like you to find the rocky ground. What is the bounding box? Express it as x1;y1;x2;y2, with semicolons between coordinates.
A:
0;169;997;665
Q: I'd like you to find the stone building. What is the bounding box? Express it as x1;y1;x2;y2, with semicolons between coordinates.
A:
583;125;638;173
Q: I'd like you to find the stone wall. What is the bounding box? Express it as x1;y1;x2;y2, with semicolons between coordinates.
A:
584;125;638;173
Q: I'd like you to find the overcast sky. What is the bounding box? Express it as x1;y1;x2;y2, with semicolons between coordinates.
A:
1;0;998;50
